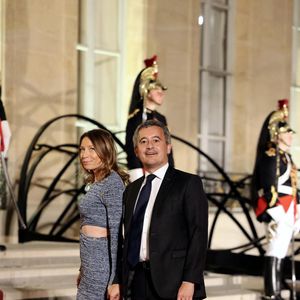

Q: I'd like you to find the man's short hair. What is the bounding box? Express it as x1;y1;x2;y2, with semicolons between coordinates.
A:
132;119;172;147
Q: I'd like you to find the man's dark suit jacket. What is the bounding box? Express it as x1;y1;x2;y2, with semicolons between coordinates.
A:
118;166;208;299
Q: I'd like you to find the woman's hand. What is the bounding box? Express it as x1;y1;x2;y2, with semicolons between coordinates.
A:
107;284;120;300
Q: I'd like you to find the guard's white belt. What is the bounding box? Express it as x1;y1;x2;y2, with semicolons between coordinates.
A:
278;185;293;195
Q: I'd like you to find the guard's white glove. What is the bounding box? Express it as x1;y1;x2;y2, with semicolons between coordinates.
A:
294;205;300;236
267;220;278;241
293;204;300;236
293;219;300;236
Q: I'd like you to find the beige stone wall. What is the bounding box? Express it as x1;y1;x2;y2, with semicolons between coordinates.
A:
231;0;293;173
1;0;79;239
123;0;147;120
3;0;79;180
145;0;200;174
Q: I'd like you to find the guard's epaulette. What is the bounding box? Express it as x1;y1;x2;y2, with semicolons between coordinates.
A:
128;108;140;120
265;147;276;157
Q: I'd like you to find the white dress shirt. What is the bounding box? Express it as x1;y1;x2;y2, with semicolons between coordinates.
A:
136;163;169;261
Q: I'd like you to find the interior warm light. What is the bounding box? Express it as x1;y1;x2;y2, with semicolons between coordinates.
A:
198;15;204;26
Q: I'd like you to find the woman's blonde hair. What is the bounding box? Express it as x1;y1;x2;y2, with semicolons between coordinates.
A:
79;129;129;184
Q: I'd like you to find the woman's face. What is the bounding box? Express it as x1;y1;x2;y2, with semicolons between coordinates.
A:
79;137;102;172
147;87;165;106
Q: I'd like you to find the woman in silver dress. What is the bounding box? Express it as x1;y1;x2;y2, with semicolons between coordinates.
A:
77;128;129;300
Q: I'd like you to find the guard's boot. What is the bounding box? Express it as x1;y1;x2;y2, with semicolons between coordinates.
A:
275;258;283;299
263;256;283;300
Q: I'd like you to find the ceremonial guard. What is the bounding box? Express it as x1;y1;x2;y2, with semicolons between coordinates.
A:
125;55;174;181
0;88;11;208
0;87;11;251
252;99;299;299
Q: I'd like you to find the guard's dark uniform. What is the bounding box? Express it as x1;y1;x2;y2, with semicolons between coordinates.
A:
252;99;298;300
254;149;298;225
0;91;11;251
0;92;10;156
0;100;6;119
0;99;8;150
125;55;174;180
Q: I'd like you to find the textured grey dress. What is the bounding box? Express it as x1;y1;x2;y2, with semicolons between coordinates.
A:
77;171;124;300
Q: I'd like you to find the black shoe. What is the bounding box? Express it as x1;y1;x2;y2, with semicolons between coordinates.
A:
264;256;283;300
261;295;283;300
0;244;6;251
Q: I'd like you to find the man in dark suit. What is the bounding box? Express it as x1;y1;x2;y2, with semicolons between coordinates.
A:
109;119;208;300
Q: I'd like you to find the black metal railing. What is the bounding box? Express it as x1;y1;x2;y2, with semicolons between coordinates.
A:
17;114;126;243
14;114;300;281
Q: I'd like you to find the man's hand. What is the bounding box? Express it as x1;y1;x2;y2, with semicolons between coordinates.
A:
177;281;194;300
107;284;120;300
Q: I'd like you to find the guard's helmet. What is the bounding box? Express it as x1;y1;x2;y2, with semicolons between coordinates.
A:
268;99;294;142
139;55;167;100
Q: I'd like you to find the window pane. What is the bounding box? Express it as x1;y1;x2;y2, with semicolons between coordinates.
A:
294;0;300;27
293;29;300;86
207;140;225;170
207;74;225;136
94;0;119;51
199;4;204;66
94;54;118;125
213;0;228;5
290;88;300;163
78;51;86;114
210;8;227;70
79;0;88;45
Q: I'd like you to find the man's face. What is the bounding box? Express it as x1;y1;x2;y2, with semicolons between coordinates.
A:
278;131;293;149
147;87;165;106
135;126;171;172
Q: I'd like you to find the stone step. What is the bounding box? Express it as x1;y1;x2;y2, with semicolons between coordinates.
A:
0;272;292;299
0;242;283;300
239;274;290;299
205;273;293;299
0;283;261;300
0;272;77;299
206;285;260;300
0;281;262;300
1;271;260;300
0;242;79;299
0;265;78;285
205;273;244;287
0;241;80;268
205;274;261;299
0;285;76;300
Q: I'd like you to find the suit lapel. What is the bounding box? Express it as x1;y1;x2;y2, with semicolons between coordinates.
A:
124;177;144;234
125;167;176;232
152;167;175;213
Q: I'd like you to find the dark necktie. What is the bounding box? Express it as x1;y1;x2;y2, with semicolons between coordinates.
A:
127;174;156;268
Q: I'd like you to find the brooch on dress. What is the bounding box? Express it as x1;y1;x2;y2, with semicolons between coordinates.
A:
84;183;92;192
